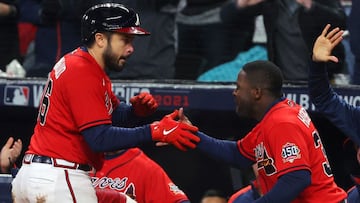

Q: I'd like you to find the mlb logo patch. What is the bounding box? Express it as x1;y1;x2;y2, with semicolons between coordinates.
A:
4;85;30;106
281;142;301;163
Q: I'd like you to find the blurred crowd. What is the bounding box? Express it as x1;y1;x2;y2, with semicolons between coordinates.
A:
0;0;358;84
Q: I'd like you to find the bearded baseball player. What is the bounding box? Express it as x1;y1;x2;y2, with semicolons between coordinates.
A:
181;60;347;202
11;3;199;203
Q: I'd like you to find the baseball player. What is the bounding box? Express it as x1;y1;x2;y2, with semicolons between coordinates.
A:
91;148;190;203
11;3;199;203
308;24;360;203
179;60;347;202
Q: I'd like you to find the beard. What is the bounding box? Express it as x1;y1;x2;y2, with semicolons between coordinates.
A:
103;45;126;72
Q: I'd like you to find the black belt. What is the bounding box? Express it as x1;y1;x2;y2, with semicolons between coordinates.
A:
23;154;92;171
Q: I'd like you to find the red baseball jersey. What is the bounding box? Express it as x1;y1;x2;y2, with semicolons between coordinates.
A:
238;99;347;202
27;48;119;169
91;148;189;203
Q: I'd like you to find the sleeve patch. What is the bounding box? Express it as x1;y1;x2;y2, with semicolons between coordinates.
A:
281;142;301;163
168;183;185;195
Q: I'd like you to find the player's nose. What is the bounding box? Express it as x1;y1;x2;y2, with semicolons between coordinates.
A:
126;44;134;55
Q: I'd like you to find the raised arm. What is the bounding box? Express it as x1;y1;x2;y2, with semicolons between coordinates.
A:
309;24;360;145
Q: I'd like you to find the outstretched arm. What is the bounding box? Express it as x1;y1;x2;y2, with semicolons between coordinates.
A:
175;108;253;168
196;132;253;169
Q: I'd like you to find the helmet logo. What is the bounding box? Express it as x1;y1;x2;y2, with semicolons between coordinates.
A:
135;14;140;26
106;16;123;21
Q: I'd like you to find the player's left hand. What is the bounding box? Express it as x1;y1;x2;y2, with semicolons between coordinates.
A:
0;137;22;173
130;92;158;117
312;24;344;63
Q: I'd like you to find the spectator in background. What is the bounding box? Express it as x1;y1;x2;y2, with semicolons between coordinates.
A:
0;137;22;174
107;0;181;80
174;0;255;80
19;0;94;77
0;1;21;72
235;0;347;82
92;148;190;203
200;189;228;203
348;0;360;84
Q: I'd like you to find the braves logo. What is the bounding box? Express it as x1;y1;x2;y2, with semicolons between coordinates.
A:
91;176;128;190
255;142;276;175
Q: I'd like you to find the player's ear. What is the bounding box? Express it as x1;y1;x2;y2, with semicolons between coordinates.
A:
94;33;107;48
252;87;263;100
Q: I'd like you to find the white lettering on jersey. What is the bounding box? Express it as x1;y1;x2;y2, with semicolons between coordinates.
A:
54;57;66;79
297;107;311;128
91;176;128;190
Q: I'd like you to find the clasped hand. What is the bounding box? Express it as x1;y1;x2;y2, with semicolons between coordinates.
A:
150;109;200;151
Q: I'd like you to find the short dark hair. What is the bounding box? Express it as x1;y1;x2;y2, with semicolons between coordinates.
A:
83;31;113;47
242;60;283;98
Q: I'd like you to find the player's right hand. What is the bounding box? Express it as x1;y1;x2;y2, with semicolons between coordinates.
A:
150;110;200;151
